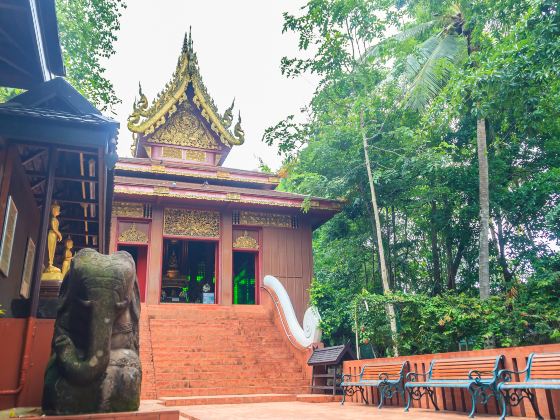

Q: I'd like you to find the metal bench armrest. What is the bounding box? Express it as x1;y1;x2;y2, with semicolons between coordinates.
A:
406;372;427;382
497;367;528;383
468;369;498;385
342;373;358;382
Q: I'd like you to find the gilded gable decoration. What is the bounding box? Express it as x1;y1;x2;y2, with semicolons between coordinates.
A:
113;202;144;218
233;231;258;250
119;223;148;243
128;29;244;155
150;103;219;150
163;208;219;238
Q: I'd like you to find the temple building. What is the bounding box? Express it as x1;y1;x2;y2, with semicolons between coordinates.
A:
111;32;341;319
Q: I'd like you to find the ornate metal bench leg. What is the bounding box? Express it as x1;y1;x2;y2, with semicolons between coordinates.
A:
468;386;479;418
427;388;439;411
404;387;413;412
499;389;508;420
377;385;386;409
359;386;369;405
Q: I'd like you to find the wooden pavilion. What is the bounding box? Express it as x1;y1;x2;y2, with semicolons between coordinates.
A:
112;32;341;320
0;0;118;408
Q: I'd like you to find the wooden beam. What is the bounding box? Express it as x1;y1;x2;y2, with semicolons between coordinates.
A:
54;197;98;205
30;178;46;191
22;149;47;166
59;216;99;223
30;146;57;317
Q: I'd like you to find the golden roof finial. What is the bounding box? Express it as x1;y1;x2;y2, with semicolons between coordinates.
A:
234;111;245;141
223;98;235;128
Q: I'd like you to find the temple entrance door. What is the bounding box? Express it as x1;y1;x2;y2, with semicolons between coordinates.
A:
118;245;148;302
232;251;257;305
161;239;217;304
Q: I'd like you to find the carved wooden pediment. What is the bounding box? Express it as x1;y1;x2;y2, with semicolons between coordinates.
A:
147;103;219;150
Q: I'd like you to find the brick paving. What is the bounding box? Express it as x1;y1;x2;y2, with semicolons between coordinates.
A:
140;401;524;420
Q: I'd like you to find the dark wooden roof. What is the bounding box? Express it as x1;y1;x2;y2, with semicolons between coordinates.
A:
0;0;64;89
307;344;355;366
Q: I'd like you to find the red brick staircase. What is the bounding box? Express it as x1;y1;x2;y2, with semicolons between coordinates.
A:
139;304;336;406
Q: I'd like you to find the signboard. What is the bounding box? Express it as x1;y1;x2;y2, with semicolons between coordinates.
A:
203;292;215;304
20;237;35;298
0;196;18;276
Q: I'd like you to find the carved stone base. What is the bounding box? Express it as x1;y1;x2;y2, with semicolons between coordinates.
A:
38;280;63;319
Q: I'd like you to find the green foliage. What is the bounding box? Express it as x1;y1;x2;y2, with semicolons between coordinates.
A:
270;0;560;352
354;268;560;356
56;0;126;110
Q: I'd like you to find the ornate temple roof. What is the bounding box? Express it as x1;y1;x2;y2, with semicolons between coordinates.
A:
128;30;244;157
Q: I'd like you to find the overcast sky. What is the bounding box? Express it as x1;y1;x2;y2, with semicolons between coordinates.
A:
105;1;318;171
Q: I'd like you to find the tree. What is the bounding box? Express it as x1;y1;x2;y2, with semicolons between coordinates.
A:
366;3;493;298
360;110;399;356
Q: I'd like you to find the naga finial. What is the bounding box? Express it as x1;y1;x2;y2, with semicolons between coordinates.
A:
223;98;235;128
136;82;148;111
234;112;245;141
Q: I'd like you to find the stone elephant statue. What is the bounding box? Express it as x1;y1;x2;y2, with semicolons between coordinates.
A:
42;249;142;415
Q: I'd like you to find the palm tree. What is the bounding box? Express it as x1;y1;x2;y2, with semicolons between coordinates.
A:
366;6;491;299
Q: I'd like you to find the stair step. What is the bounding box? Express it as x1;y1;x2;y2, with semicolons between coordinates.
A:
159;393;339;406
157;386;310;397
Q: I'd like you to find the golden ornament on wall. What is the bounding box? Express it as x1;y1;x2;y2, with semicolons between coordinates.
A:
113;202;144;218
162;147;183;159
233;231;258;250
163;208;219;238
238;211;292;228
185;149;206;162
119;223;148;243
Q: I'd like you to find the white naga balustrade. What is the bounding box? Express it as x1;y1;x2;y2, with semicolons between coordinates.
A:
262;275;322;348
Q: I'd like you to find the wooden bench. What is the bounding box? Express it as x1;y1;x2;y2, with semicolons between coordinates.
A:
341;361;408;408
404;355;504;417
497;352;560;420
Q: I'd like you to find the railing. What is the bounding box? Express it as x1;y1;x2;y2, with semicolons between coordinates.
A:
343;343;560;419
261;275;322;348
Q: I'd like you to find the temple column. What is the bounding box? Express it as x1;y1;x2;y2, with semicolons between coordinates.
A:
220;210;233;305
147;205;163;304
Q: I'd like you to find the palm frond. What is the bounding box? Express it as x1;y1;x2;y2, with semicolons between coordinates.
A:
403;33;465;110
363;19;441;60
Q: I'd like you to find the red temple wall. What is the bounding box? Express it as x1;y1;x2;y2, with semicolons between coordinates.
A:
110;200;314;321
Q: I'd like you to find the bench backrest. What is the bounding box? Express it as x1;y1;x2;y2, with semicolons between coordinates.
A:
360;361;409;381
428;355;503;381
526;352;560;381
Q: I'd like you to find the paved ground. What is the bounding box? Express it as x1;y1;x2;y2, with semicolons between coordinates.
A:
140;401;522;420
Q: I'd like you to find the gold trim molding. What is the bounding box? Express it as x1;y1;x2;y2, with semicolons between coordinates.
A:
239;211;292;228
163;208;219;238
119;223;148;243
113;202;144;218
185;149;206;162
162;147;183;159
233;231;258;249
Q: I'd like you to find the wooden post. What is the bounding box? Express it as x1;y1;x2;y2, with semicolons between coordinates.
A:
220;210;233;304
146;205;163;304
30;146;57;317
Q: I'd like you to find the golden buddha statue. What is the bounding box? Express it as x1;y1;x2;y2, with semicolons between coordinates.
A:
61;236;74;277
166;249;180;279
41;202;64;281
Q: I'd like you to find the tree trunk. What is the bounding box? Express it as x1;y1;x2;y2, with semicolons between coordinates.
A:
360;111;399;356
430;201;442;295
477;118;490;299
